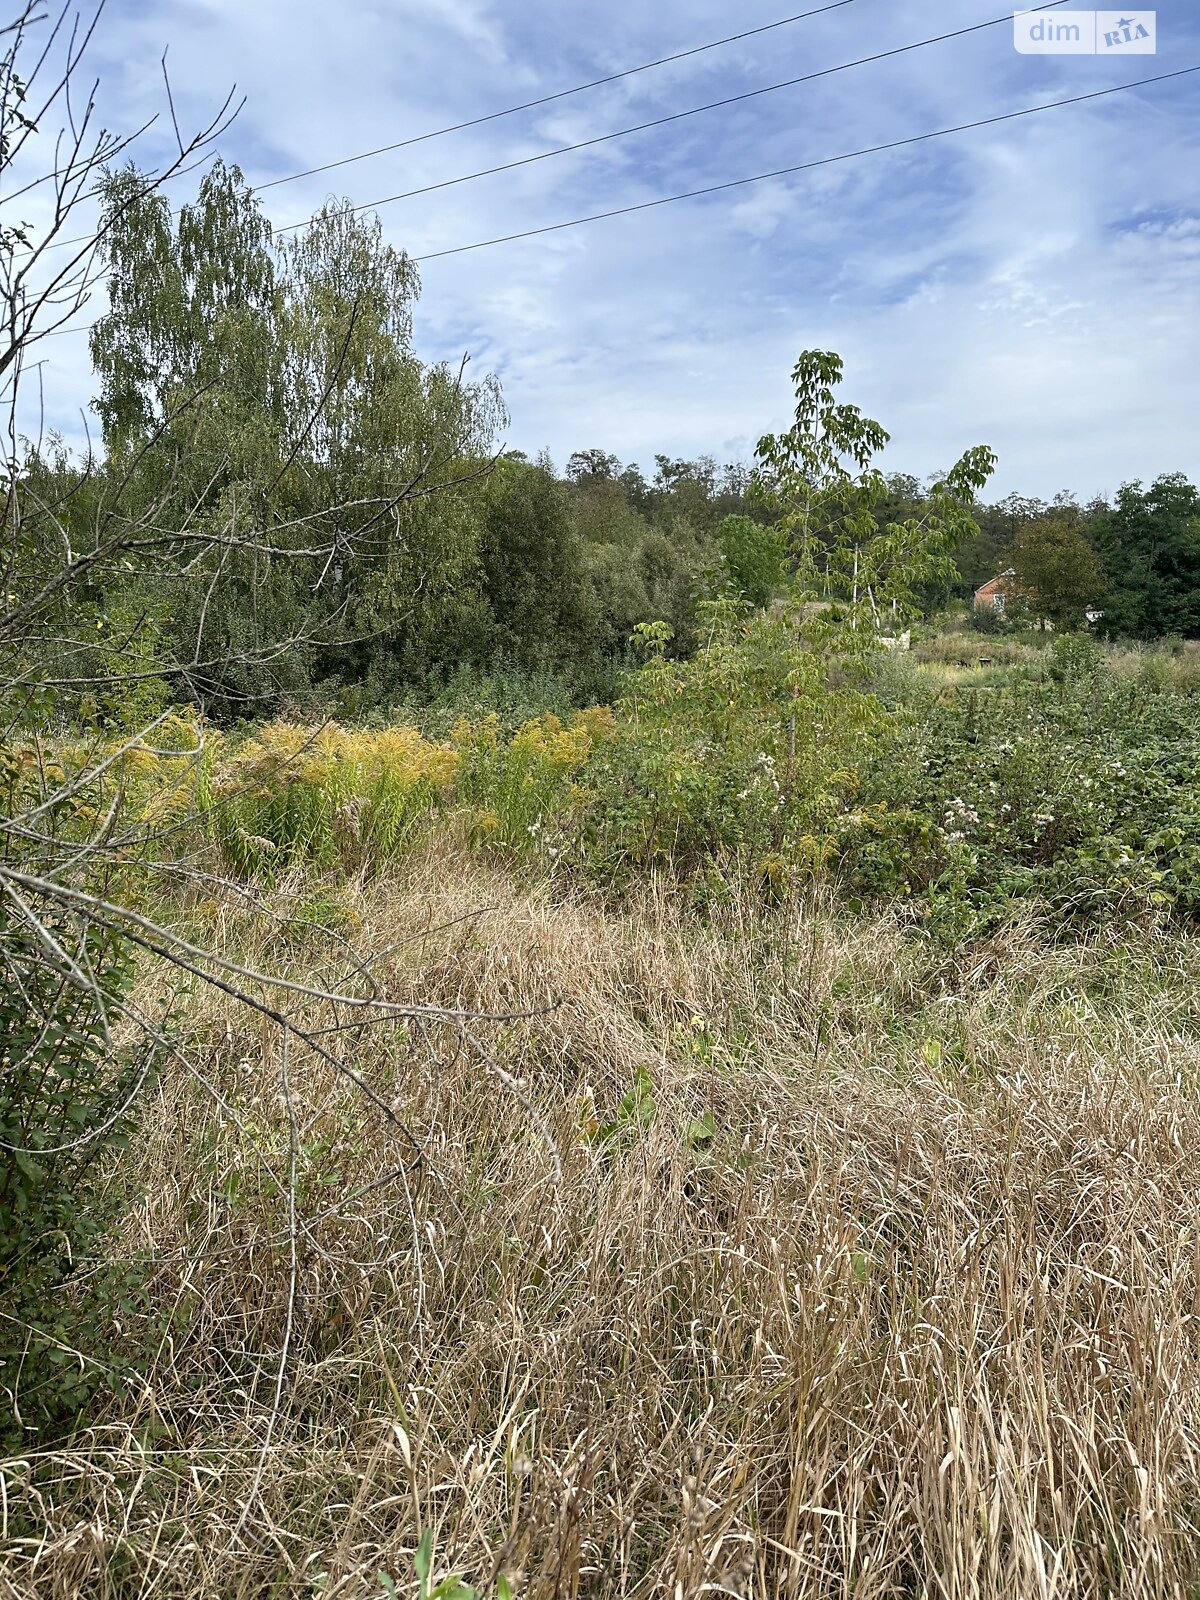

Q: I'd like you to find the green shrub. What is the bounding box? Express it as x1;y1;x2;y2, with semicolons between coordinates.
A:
715;514;788;609
569;606;878;895
846;658;1200;928
0;906;157;1446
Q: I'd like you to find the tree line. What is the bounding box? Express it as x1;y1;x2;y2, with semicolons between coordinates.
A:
17;159;1200;734
952;477;1200;637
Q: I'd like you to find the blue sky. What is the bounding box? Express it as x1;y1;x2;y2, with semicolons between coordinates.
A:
18;0;1200;499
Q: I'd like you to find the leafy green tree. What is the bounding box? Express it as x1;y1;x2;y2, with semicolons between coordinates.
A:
1008;516;1105;630
651;454;720;535
87;174;506;708
716;514;788;609
480;459;592;669
1092;475;1200;640
88;162;315;710
565;448;620;484
752;351;996;644
277;201;504;689
90;159;278;459
617;461;655;514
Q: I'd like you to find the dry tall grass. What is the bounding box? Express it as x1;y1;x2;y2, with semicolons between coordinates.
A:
4;845;1200;1598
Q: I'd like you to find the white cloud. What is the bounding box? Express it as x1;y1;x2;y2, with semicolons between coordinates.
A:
17;0;1200;499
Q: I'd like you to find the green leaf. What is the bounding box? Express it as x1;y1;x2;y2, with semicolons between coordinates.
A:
684;1110;716;1148
414;1528;433;1588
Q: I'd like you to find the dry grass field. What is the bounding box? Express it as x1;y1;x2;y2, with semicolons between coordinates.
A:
5;841;1200;1598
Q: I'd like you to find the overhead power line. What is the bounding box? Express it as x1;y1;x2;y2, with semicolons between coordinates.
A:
408;66;1200;262
28;62;1196;344
253;0;867;193
22;0;1071;260
276;4;1072;231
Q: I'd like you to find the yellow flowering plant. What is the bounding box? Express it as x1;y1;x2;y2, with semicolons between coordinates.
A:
214;721;459;877
452;708;613;854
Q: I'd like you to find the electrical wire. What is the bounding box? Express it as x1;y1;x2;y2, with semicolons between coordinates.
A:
274;5;1072;231
22;63;1194;338
9;0;872;257
401;66;1200;261
19;0;1072;259
254;0;868;193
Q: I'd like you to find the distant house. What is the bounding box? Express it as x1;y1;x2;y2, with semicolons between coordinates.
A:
974;570;1016;613
973;570;1103;626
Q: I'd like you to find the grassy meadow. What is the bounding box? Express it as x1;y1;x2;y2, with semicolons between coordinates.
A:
6;631;1200;1599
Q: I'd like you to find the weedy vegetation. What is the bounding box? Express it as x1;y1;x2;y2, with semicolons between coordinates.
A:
6;10;1200;1598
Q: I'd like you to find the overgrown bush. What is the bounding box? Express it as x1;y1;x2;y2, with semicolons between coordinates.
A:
0;905;157;1446
847;652;1200;931
453;708;612;854
568;610;881;897
215;722;459;876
